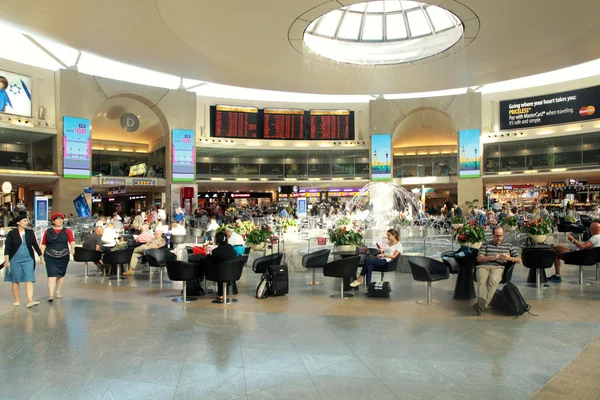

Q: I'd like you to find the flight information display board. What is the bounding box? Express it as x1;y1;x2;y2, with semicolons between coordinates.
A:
263;108;305;139
211;105;259;138
308;110;354;140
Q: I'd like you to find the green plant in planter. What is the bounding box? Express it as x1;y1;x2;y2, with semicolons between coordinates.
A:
281;218;297;229
519;218;553;235
502;216;518;228
451;215;466;224
329;227;363;246
244;226;271;245
394;213;410;227
336;216;351;227
465;199;479;214
453;220;486;243
234;221;257;237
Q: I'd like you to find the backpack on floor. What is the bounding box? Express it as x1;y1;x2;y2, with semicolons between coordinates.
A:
491;282;535;317
256;274;270;299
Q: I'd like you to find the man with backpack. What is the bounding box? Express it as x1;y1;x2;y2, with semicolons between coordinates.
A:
473;226;521;315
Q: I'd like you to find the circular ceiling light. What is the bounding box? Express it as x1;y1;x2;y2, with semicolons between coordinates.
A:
303;0;464;65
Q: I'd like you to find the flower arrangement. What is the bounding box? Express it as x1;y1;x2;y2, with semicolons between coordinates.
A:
502;216;518;228
329;226;364;246
519;218;553;235
451;214;466;224
336;216;351;227
245;225;271;245
453;220;486;244
234;220;257;237
395;213;410;227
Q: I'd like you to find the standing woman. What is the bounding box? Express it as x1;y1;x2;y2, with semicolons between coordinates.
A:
3;215;42;307
40;213;75;302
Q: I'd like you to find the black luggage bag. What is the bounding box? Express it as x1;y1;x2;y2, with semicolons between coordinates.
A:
267;264;289;296
368;281;391;298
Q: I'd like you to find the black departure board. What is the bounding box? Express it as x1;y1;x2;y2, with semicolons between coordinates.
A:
211;105;259;138
263;109;305;140
309;110;354;140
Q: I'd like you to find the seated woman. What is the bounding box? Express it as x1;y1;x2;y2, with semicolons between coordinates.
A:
350;229;402;287
203;231;237;301
101;223;119;248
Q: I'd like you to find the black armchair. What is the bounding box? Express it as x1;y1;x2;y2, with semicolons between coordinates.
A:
302;249;331;286
408;256;450;305
146;249;177;286
205;258;246;304
103;248;135;282
252;253;284;274
74;247;103;278
323;255;361;299
165;260;203;303
522;247;555;288
563;247;600;285
374;255;399;281
170;234;186;250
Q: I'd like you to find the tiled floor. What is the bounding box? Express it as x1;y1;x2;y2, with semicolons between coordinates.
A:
1;260;599;400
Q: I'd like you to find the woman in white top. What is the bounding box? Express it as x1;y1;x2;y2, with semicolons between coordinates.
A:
351;229;402;287
206;218;219;232
156;221;170;234
170;223;187;236
101;223;119;247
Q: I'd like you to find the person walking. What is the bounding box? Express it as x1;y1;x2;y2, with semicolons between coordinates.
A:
3;215;42;308
40;212;76;302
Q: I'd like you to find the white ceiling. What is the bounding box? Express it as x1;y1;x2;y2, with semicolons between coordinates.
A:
3;0;600;95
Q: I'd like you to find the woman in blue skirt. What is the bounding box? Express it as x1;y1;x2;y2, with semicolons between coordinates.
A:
40;212;75;302
3;215;42;308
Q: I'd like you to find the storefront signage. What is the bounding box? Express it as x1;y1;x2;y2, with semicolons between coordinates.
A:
231;193;251;198
172;129;195;182
0;69;32;117
371;134;392;181
91;194;102;203
132;179;155;186
107;187;126;195
494;184;534;190
500;85;600;130
459;129;481;178
328;188;362;197
549;181;566;188
63;116;91;179
101;178;126;185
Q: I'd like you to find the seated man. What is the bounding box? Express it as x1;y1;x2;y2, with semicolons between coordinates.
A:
549;222;600;282
473;226;521;315
82;226;107;270
135;223;154;244
123;231;166;276
225;227;246;256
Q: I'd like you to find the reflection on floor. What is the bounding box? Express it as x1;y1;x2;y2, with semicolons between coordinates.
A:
1;260;599;400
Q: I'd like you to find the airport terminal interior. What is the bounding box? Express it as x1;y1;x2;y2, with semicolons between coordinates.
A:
2;0;600;399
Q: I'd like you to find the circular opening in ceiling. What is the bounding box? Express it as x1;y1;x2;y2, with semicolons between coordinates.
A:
303;0;464;65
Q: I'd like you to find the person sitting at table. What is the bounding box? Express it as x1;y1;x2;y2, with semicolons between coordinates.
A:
472;226;521;315
101;223;119;248
135;223;154;244
155;220;169;234
225;227;246;256
82;226;108;271
203;231;236;302
170;222;186;235
548;222;600;283
350;229;402;288
123;231;166;276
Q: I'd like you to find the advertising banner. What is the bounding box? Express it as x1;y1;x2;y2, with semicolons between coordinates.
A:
371;134;392;181
63;116;91;178
34;197;48;228
72;193;91;218
172;129;195;182
459;129;481;178
499;85;600;130
0;69;32;117
297;198;307;218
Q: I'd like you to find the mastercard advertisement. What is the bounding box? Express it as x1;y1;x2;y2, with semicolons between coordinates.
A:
579;105;595;117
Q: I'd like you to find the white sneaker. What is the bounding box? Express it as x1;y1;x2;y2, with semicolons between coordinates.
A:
26;301;40;308
349;280;361;287
13;301;20;306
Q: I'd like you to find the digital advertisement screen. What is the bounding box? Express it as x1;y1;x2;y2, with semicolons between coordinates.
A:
263;108;305;139
371;134;392;181
128;163;147;177
73;193;91;218
211;105;259;138
308;110;354;140
63;116;91;179
34;197;48;228
459;129;481;178
0;69;32;117
499;85;600;130
172;129;195;182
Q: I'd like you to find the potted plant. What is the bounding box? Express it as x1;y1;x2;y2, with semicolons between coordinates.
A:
245;226;271;251
465;199;479;215
336;216;351;227
519;217;553;243
281;218;297;233
453;220;486;248
502;216;518;231
451;214;466;229
395;213;410;228
328;226;363;252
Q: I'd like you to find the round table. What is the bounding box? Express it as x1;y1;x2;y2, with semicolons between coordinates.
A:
444;256;477;300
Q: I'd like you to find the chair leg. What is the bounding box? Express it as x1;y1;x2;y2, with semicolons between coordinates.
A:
109;264;122;281
329;279;353;299
307;269;323;286
416;281;442;305
380;272;384;281
536;269;541;288
570;265;593;286
173;280;198;303
212;282;238;304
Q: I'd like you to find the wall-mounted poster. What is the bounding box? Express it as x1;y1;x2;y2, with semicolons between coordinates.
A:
0;69;32;117
459;129;481;178
371;134;392;181
63;116;91;178
73;193;91;218
172;129;195;182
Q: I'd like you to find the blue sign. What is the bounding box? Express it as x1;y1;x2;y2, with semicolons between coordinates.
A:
297;198;307;218
34;197;48;228
172;129;195;182
73;193;91;218
83;186;94;194
63;116;91;179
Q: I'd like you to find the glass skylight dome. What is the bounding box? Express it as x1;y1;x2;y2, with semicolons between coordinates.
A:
304;0;463;65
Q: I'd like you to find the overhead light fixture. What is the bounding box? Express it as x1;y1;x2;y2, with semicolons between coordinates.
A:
383;87;470;100
135;150;148;153
236;178;249;181
308;178;321;181
210;177;225;181
354;177;363;180
567;126;583;132
405;153;416;156
429;151;440;155
332;178;344;181
394;153;404;156
524;170;538;174
121;149;134;153
319;143;333;147
550;168;567;172
498;172;512;175
106;148;119;151
284;178;297;181
260;178;268;181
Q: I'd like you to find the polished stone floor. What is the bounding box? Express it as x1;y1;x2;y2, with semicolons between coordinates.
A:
1;258;600;400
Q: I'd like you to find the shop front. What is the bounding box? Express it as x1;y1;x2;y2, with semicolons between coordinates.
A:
91;177;166;216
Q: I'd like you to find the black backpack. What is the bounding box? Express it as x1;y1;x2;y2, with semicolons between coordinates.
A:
491;282;535;317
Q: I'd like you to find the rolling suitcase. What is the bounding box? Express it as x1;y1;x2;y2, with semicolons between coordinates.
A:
368;281;391;298
268;264;289;296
